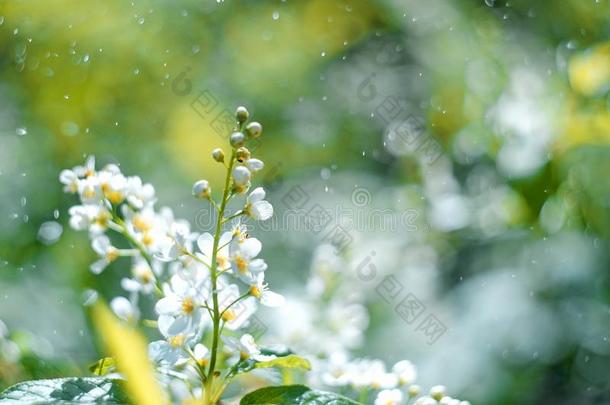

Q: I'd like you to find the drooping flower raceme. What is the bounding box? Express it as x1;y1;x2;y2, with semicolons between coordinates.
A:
61;107;284;405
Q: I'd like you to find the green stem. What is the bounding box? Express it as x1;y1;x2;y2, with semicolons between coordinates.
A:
204;150;236;405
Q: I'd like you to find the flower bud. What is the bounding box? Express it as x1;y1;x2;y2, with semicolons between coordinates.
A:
232;166;251;187
236;147;251;163
230;132;245;148
235;106;249;124
192;180;211;199
212;148;225;163
245;122;262;138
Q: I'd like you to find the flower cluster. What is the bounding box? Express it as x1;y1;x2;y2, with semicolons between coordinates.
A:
61;107;282;404
267;244;469;405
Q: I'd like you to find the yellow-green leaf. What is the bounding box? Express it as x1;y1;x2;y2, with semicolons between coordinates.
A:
91;301;167;405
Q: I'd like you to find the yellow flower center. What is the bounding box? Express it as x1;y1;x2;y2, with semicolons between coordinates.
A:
235;256;248;274
222;310;236;322
83;187;96;199
197;358;209;367
249;285;261;298
95;211;111;227
181;298;195;314
106;191;124;204
132;215;151;232
217;256;228;269
168;334;185;348
106;247;119;262
142;232;154;246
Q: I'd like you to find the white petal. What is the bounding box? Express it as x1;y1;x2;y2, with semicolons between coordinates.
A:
248;259;268;273
110;297;133;320
148;340;169;362
194;343;209;359
240;238;262;258
91;235;110;255
121;278;141;292
251;201;273;221
155;297;181;315
59;170;76;184
247;187;266;204
157;315;175;337
90;259;108;274
261;291;285;307
167;315;190;336
239;334;259;355
197;233;214;256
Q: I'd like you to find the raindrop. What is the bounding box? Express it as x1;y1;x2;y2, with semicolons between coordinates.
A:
53;209;60;219
83;54;90;62
272;11;280;20
16;127;27;136
20;197;26;207
321;51;326;57
138;17;145;24
61;121;79;136
485;0;495;6
82;289;99;306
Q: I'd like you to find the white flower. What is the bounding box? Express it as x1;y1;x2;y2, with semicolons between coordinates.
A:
369;360;398;389
246;158;264;172
320;352;351;387
248;273;284;307
155;275;205;336
223;334;275;362
148;325;191;367
392;360;417;385
110;296;138;321
229;237;267;282
98;169;127;205
59;169;80;193
375;389;403;405
232;166;251;187
121;259;157;294
197;231;232;271
68;204;112;234
245;187;273;221
77;176;102;204
217;283;256;330
90;235;119;274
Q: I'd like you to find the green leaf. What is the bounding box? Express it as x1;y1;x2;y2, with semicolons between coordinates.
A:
233;354;311;375
0;377;128;404
240;384;362;405
89;357;116;376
